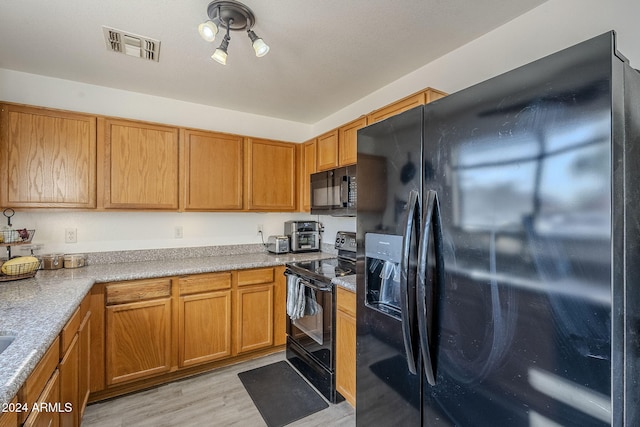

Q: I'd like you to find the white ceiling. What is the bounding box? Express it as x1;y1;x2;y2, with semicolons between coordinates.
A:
0;0;548;124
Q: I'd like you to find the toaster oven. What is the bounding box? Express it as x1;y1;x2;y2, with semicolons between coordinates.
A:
284;221;321;253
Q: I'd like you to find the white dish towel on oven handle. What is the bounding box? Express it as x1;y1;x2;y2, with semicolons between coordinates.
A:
286;274;306;320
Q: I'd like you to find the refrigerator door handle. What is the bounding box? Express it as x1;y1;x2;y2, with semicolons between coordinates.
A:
417;189;444;386
400;189;420;375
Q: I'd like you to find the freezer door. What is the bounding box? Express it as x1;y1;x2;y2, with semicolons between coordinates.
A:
356;106;423;426
421;33;614;426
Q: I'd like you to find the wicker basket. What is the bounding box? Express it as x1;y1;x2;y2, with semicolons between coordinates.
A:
0;259;40;281
0;229;35;244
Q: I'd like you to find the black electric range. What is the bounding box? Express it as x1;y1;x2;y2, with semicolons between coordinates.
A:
284;231;356;403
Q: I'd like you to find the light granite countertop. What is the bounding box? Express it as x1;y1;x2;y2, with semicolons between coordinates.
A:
0;249;343;407
332;274;356;292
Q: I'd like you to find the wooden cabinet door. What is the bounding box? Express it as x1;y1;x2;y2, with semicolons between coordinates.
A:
59;334;79;427
0;397;18;427
336;287;357;407
178;290;232;367
424;87;447;104
0;103;97;208
367;88;447;125
235;284;274;354
78;310;91;419
246;138;296;211
367;92;426;124
102;118;179;209
106;298;172;385
338;117;366;166
316;129;339;171
23;370;60;427
183;129;243;210
273;266;287;346
301;139;316;212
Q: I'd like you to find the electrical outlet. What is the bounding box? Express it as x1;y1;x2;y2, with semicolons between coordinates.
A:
175;226;183;239
257;224;263;234
65;228;77;243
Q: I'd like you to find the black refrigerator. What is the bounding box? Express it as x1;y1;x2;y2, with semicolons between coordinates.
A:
355;31;640;426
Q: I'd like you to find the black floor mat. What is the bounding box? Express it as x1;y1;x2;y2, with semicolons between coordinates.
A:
238;361;329;427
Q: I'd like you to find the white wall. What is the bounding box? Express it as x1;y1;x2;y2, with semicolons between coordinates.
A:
0;70;311;143
9;211;354;255
313;0;640;134
1;0;636;255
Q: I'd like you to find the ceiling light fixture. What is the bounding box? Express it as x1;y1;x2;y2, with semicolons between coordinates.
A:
198;0;269;65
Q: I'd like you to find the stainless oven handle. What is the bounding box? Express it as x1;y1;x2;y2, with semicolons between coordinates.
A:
284;271;332;292
300;278;331;292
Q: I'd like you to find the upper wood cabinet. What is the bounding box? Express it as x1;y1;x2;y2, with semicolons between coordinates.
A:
338;116;367;166
316;129;339;171
0;103;97;208
182;129;243;211
367;87;447;124
101;118;179;210
245;138;296;211
299;139;317;212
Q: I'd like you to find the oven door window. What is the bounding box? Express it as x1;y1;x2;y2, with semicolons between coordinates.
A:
292;287;323;345
288;284;333;369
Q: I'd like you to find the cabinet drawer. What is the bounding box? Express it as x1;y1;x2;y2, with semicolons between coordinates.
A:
337;287;356;317
179;272;231;295
106;278;171;305
237;268;274;286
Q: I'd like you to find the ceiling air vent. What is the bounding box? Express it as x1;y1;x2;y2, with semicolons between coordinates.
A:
102;26;160;62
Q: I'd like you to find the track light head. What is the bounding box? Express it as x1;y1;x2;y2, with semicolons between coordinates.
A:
198;20;219;42
248;30;269;57
212;33;230;65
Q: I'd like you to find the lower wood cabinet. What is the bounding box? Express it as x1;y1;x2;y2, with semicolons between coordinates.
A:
17;336;60;426
77;309;91;422
105;278;173;385
235;268;275;354
336;286;357;407
23;370;60;427
178;273;232;367
89;266;287;402
0;397;18;427
59;334;79;427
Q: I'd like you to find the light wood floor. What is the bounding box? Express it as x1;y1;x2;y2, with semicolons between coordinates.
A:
82;351;355;427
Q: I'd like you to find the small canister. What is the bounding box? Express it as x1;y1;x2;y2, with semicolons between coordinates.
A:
64;254;86;269
42;254;65;270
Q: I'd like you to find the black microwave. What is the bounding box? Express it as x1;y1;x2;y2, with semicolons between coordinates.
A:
310;165;357;216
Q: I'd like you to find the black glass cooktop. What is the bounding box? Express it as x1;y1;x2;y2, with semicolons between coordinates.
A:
286;257;355;284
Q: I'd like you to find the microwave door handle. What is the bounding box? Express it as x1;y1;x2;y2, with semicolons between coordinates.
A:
340;176;348;207
417;190;443;386
400;190;420;375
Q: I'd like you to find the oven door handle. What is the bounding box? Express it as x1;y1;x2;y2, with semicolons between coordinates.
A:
300;279;331;292
285;272;332;292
